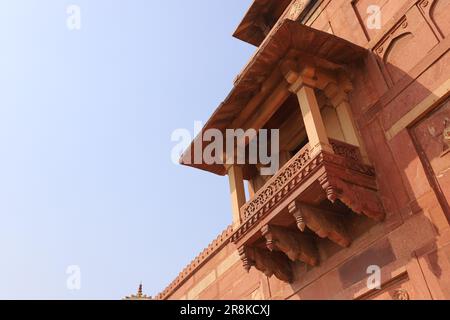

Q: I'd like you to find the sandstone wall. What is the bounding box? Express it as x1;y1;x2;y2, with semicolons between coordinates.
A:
159;0;450;300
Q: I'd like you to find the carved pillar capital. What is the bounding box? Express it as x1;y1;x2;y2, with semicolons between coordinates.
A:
279;58;301;84
324;82;350;109
322;71;353;107
279;58;318;93
288;68;317;94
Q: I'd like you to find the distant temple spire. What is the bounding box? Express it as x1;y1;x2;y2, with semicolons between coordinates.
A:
137;282;143;297
123;283;152;300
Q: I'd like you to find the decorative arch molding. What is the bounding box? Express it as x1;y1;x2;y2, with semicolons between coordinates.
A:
383;32;414;64
429;0;450;38
383;32;415;84
373;5;440;87
419;0;450;39
374;17;412;87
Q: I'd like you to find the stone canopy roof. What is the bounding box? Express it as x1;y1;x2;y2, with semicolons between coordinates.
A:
179;19;367;177
232;0;293;46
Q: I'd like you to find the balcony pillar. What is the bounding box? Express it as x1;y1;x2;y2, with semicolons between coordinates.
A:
289;75;334;156
226;164;246;228
324;82;370;164
336;101;369;164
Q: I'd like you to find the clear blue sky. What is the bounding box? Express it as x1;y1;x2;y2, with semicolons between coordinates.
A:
0;0;254;299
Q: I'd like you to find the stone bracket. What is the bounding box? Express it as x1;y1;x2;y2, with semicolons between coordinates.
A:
289;201;352;248
261;225;319;266
238;246;294;283
319;174;386;222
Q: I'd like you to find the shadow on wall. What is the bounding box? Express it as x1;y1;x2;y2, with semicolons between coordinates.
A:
282;43;450;299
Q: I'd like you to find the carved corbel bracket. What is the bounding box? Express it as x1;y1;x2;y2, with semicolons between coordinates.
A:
324;82;348;108
323;70;354;109
238;246;255;272
279;58;317;93
261;225;319;266
289;201;352;248
279;58;301;84
318;174;386;222
238;246;294;283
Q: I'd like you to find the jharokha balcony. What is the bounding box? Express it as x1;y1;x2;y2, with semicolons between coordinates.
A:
180;17;386;283
233;139;384;283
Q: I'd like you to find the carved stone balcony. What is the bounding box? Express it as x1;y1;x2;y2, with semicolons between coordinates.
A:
232;140;385;283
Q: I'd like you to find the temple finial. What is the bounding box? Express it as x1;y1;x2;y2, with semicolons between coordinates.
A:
137;282;143;297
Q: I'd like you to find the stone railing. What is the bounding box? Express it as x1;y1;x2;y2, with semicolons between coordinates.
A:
329;139;363;163
241;143;311;221
240;139;363;222
236;139;368;243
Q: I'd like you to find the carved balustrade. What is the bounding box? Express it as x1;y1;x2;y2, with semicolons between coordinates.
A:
232;139;384;283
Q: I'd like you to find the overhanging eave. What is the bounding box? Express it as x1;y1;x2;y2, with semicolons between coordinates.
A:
180;20;368;176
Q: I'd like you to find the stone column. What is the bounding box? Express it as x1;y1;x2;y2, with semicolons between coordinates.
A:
290;78;334;156
226;164;246;228
325;82;370;163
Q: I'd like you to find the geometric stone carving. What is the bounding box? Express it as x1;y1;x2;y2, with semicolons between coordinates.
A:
261;225;319;266
238;246;294;283
241;144;311;221
289;201;352;248
318;174;386;222
330;139;363;162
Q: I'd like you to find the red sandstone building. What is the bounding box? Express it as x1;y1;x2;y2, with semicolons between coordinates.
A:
157;0;450;300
